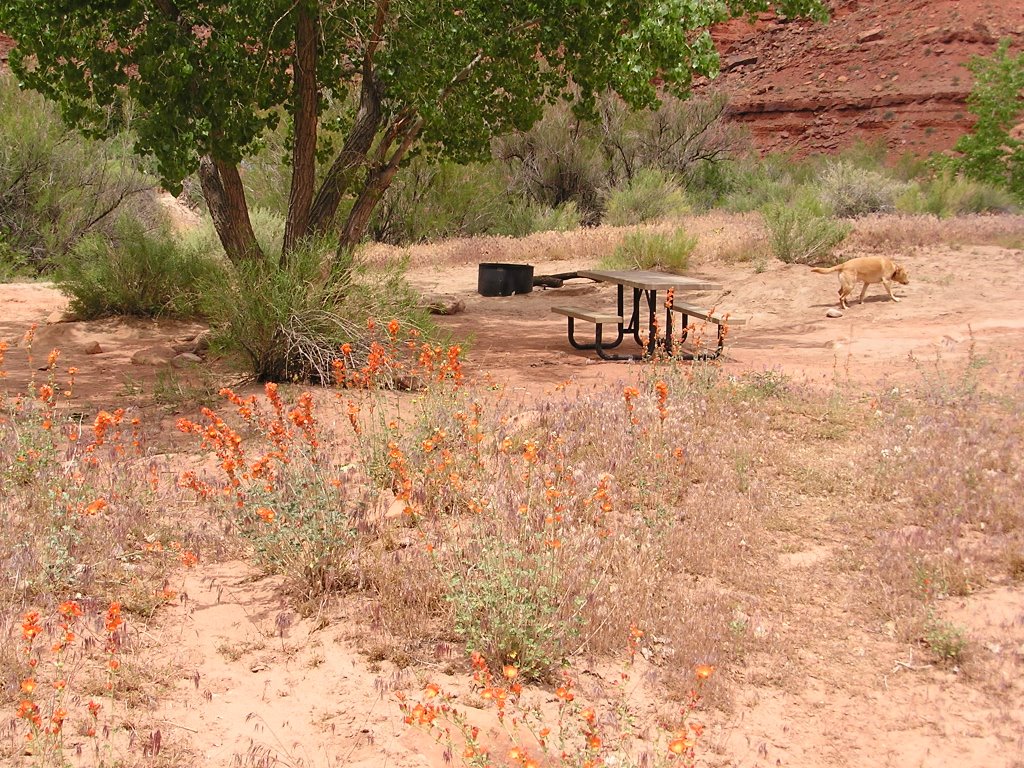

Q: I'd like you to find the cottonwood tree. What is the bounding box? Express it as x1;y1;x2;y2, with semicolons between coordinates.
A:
1;0;827;269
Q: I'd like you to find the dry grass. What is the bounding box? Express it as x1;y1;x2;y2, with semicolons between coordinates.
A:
3;305;1023;763
845;213;1024;252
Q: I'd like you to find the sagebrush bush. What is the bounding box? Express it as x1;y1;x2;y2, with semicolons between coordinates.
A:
762;192;850;264
372;159;524;244
602;228;698;272
722;153;816;213
0;73;155;274
200;240;433;382
496;104;606;224
896;171;1018;216
603;168;690;226
56;215;226;319
819;161;907;217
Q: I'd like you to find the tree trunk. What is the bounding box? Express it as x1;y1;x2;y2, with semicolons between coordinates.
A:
282;2;318;261
198;156;262;264
336;116;424;256
307;65;383;236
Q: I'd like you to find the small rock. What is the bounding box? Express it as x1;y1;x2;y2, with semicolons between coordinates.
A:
837;75;848;83
131;345;176;366
725;53;758;71
82;340;103;355
825;308;844;319
46;309;77;325
857;28;884;44
171;352;203;368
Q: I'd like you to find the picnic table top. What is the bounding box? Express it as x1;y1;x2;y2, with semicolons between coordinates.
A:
578;269;722;292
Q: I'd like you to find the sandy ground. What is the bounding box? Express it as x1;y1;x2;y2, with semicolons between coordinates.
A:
2;219;1024;767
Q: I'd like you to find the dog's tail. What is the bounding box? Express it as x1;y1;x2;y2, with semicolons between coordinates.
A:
810;265;840;274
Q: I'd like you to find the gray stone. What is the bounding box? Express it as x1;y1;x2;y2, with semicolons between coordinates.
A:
825;308;844;318
131;345;176;366
171;352;203;368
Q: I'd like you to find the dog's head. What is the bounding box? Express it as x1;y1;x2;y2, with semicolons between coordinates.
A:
892;264;910;284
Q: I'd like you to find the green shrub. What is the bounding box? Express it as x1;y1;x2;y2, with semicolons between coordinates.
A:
0;72;155;273
819;161;907;217
762;192;851;264
603;168;690;226
445;538;578;681
496;104;606;224
201;239;432;382
601;228;697;272
923;612;968;664
372;159;523;244
722;153;815;212
56;216;225;319
896;171;1019;216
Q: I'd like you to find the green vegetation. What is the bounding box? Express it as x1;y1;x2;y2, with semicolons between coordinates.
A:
602;229;698;272
762;192;851;264
946;39;1024;202
56;217;224;320
0;74;154;275
603;168;690;226
819;161;906;217
0;0;828;268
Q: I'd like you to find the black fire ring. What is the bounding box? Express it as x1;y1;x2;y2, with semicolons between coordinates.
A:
477;262;534;297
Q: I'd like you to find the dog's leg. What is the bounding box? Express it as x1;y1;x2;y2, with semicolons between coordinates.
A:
882;277;900;302
838;274;853;309
858;280;869;304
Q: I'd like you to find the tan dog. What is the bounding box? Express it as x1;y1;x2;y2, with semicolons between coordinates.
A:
812;256;909;309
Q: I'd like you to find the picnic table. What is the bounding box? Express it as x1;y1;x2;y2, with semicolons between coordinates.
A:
551;269;746;361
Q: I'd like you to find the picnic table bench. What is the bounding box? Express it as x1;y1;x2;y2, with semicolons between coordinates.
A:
550;270;746;361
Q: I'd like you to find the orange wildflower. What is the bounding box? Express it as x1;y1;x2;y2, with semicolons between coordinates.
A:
22;611;42;641
105;602;123;633
256;507;276;523
502;664;519;680
180;551;199;567
668;736;694;755
83;498;108;516
694;663;716;680
20;678;36;694
57;600;83;618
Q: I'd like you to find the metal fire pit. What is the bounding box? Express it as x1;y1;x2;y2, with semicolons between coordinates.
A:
477;263;534;296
